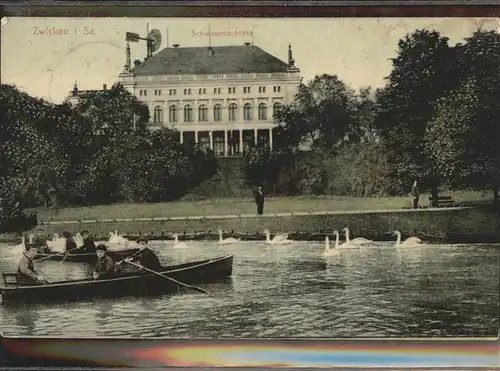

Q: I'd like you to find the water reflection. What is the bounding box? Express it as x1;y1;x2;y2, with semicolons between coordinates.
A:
0;241;498;337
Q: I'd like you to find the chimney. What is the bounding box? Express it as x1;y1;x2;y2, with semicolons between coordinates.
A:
173;44;180;48
244;42;251;46
103;84;107;90
124;42;131;72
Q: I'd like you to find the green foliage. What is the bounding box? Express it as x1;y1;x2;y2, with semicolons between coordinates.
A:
242;147;290;190
375;29;457;191
0;84;218;218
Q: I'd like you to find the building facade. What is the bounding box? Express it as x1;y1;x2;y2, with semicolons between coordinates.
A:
117;42;302;156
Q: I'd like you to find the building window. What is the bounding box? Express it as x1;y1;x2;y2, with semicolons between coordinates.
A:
153;106;163;124
199;88;202;95
169;89;177;95
214;87;218;94
258;87;266;93
144;90;147;96
184;88;192;95
199;105;208;121
154;89;157;96
158;89;162;96
169;105;178;122
273;86;281;93
243;87;247;93
228;87;232;94
139;90;143;96
214;104;222;121
258;103;267;120
243;87;251;93
229;103;238;121
228;87;235;94
273;102;283;117
199;88;206;95
244;103;253;120
184;105;193;122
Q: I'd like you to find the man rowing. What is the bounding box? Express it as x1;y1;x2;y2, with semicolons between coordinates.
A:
17;244;49;285
93;244;116;280
122;238;163;272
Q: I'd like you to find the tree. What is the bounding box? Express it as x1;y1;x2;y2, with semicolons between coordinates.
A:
354;86;382;143
73;83;150;145
375;29;459;200
274;74;359;151
426;30;500;209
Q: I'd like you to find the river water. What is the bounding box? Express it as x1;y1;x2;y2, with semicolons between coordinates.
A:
0;240;498;337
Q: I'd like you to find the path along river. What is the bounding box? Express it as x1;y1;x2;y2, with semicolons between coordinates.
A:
0;240;498;337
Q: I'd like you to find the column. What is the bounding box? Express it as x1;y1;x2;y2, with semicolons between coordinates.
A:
269;128;273;150
239;130;243;154
224;130;228;157
180;131;184;144
254;128;258;146
209;131;213;152
195;130;199;146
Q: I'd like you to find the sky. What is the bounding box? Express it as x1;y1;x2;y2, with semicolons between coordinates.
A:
1;17;499;103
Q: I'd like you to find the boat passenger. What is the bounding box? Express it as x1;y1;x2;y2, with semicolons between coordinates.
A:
17;244;49;285
93;244;116;280
81;230;97;254
62;231;77;252
124;238;163;272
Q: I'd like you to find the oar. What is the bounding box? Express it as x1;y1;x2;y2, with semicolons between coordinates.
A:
34;246;82;262
124;260;210;294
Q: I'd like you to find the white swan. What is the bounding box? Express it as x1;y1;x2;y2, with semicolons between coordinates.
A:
109;230;129;244
28;234;34;244
323;233;340;257
218;230;241;245
264;230;292;245
394;230;422;247
74;232;84;248
172;233;190;249
343;227;372;246
46;234;66;253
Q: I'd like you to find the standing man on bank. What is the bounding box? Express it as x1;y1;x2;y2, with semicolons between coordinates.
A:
411;180;420;209
255;186;265;215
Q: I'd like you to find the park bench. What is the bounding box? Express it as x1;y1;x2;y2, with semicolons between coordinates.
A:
428;195;455;208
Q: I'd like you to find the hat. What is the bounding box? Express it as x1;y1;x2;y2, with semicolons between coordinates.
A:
137;238;148;244
96;244;107;251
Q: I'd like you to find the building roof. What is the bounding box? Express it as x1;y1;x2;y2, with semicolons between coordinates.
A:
131;45;292;76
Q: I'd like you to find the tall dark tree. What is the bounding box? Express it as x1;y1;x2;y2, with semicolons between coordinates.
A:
375;29;459;200
426;30;500;209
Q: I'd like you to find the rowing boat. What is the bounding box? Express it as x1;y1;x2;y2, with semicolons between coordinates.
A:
0;255;233;303
34;248;139;263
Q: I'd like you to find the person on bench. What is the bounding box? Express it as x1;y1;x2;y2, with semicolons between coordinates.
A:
411;180;420;209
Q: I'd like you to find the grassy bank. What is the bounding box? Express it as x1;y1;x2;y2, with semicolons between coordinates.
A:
30;191;490;222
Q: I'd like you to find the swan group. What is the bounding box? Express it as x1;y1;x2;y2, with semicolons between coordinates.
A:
323;232;340;257
107;230;138;250
46;234;66;253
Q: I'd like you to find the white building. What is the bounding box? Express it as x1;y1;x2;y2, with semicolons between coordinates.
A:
118;42;302;156
67;42;302;156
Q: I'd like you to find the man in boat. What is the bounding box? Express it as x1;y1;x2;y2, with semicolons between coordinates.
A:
123;238;163;272
17;244;49;285
93;244;116;280
81;230;96;254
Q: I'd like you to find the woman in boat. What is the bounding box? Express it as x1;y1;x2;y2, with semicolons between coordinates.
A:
124;238;162;271
17;244;49;285
93;244;116;280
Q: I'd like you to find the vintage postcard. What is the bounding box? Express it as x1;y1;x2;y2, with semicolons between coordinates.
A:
0;16;499;339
